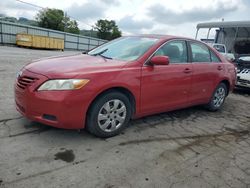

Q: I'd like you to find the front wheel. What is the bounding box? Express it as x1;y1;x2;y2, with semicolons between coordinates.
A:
86;91;132;138
206;83;227;111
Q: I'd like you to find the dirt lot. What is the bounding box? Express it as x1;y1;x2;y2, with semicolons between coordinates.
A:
0;46;250;188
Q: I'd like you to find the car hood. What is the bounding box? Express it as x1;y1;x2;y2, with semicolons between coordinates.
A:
25;54;128;78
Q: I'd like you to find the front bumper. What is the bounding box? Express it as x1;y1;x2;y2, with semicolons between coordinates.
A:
15;69;89;129
236;79;250;88
236;68;250;89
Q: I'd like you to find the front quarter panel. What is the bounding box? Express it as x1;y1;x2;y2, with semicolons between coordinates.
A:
78;66;141;122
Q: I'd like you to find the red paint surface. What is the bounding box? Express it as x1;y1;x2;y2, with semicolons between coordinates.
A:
15;35;236;129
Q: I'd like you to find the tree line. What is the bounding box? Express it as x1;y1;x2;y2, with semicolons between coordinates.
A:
36;8;121;40
0;8;122;40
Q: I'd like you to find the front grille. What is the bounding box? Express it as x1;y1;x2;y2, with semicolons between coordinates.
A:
16;102;25;113
240;69;250;74
17;76;37;89
238;79;250;84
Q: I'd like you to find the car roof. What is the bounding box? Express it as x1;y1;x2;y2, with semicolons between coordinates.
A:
127;34;193;41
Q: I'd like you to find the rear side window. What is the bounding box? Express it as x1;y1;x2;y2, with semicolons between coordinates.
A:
190;42;211;63
210;50;221;62
154;40;188;63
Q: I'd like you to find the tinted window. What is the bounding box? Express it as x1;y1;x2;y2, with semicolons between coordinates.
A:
154;40;188;63
210;50;221;62
191;42;211;63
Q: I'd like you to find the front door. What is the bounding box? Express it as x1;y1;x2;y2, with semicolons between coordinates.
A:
140;40;192;114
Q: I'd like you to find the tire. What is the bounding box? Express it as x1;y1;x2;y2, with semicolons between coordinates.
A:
206;83;227;111
86;91;132;138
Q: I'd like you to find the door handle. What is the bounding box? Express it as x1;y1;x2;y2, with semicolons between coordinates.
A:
217;66;223;71
183;68;192;73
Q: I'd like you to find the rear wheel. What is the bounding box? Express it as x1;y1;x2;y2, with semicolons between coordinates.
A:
86;91;132;138
206;83;227;111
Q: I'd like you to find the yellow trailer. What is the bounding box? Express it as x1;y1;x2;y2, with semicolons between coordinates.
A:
16;33;64;50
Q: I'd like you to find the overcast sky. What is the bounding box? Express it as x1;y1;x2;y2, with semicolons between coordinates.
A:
1;0;250;38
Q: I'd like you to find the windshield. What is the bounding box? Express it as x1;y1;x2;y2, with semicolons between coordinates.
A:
88;37;159;61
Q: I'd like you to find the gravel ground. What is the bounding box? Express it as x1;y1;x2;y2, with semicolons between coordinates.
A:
0;46;250;188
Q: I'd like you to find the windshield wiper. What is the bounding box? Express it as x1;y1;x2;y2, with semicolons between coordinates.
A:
99;54;112;59
91;48;108;56
90;48;112;59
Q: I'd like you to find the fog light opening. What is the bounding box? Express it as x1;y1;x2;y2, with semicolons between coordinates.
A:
42;114;57;121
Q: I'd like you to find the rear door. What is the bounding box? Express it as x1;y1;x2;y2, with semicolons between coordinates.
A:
189;41;225;104
141;40;192;114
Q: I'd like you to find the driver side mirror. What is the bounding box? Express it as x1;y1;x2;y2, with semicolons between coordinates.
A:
150;56;169;65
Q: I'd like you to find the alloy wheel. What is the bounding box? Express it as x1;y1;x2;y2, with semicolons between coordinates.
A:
213;87;226;108
97;99;127;132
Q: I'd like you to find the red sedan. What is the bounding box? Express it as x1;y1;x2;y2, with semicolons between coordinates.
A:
15;35;236;137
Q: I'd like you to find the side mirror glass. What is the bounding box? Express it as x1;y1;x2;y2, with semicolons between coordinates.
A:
150;56;170;65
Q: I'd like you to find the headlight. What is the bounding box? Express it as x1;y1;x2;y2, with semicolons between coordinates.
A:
38;79;89;91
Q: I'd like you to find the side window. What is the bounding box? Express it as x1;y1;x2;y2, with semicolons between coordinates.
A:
190;42;211;63
154;40;188;63
210;50;221;62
